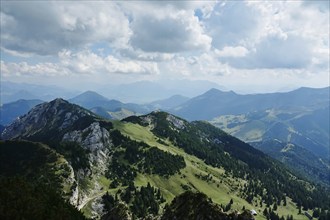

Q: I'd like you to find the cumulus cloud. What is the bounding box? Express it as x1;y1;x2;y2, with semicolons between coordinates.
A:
58;50;159;75
1;1;213;55
302;0;330;12
215;46;249;58
161;53;230;78
1;1;329;92
2;50;159;80
120;48;175;62
130;10;211;53
1;60;69;77
1;50;159;81
204;1;329;70
1;1;130;55
226;35;313;69
204;1;260;49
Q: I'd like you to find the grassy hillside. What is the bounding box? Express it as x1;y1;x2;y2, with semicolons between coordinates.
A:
79;119;318;220
210;107;330;187
252;140;330;187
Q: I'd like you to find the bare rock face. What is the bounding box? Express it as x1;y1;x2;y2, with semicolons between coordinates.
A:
1;98;114;216
166;114;186;130
1;98;91;140
62;121;112;179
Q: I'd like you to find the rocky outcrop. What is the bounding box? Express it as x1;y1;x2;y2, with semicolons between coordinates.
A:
166;114;186;130
61;120;113;211
1;98;91;140
0;98;113;217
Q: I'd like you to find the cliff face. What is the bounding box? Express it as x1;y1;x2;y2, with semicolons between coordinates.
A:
1;98;114;216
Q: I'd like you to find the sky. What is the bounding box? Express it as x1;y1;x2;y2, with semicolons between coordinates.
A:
1;0;329;93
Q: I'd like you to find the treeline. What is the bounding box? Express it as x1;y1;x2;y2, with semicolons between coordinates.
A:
102;182;164;219
125;112;330;211
0;140;71;194
140;147;185;177
161;191;253;220
107;129;185;187
0;177;86;220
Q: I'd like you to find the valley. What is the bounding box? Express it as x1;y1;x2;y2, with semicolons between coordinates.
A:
1;97;329;219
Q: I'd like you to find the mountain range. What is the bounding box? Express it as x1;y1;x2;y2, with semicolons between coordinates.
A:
1;80;225;105
1;98;329;219
178;87;329;186
0;90;189;125
0;99;44;125
1;86;329;188
68;90;149;117
96;79;226;103
172;87;329;121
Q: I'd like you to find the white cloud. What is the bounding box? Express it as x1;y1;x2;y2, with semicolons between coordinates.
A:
215;46;249;58
1;60;69;77
227;34;313;69
130;10;211;53
1;1;329;92
302;0;330;12
59;50;159;75
203;1;329;70
161;53;230;78
120;48;175;62
204;1;260;49
1;49;160;83
214;68;330;93
1;1;131;55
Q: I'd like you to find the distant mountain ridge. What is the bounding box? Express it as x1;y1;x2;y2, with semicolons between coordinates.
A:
1;81;79;104
173;86;329;121
200;87;330;186
252;139;330;186
0;99;44;126
148;95;189;110
69;91;149;119
211;106;329;157
0;91;186;126
69;91;110;109
97;79;226;103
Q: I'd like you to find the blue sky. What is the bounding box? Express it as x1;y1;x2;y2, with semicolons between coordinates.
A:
1;1;329;93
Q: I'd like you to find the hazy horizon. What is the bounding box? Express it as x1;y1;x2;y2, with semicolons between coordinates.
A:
2;79;329;105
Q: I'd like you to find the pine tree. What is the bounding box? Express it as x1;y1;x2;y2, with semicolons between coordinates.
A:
283;196;287;206
273;203;278;211
312;208;320;218
263;208;269;216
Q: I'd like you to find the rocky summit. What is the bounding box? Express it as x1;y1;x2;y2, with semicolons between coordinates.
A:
1;98;114;214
